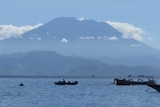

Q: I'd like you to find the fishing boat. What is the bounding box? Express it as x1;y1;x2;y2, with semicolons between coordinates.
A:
113;75;156;85
54;79;78;85
147;84;160;92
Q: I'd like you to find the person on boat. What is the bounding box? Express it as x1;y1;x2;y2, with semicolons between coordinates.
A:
62;79;66;83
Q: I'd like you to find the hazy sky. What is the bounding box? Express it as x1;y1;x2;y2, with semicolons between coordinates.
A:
0;0;160;48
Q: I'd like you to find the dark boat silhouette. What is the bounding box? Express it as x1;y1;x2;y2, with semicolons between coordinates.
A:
19;83;24;86
147;84;160;92
54;79;78;85
113;75;156;85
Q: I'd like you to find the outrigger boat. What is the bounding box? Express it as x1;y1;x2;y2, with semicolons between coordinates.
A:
147;84;160;92
113;75;156;85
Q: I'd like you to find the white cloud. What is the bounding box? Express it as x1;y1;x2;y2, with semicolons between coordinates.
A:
60;38;68;43
106;21;145;41
36;37;41;40
0;23;42;40
97;36;107;40
109;36;119;41
131;44;142;47
80;36;95;40
78;17;85;21
80;36;119;41
29;37;42;40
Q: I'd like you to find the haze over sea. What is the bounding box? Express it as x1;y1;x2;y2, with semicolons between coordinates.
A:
0;77;160;107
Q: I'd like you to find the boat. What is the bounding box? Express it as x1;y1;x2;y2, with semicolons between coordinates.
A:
113;78;132;85
113;75;156;85
54;79;78;85
147;84;160;92
19;83;24;86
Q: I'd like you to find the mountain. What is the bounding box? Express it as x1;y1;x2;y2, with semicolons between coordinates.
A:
0;17;160;70
22;17;122;40
20;17;160;57
1;17;159;57
0;50;159;77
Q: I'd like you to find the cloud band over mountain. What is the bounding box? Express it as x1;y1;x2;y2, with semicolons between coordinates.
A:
106;21;145;41
0;23;42;40
0;18;153;43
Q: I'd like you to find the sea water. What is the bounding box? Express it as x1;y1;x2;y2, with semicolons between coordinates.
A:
0;77;160;107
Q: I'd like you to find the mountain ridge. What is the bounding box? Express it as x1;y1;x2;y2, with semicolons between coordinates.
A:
0;50;159;77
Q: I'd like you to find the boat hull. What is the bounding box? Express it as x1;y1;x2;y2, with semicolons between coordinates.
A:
147;84;160;92
54;81;78;85
115;79;132;85
114;79;155;85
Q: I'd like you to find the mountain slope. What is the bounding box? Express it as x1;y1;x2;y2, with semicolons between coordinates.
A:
1;17;159;58
22;17;122;40
0;51;107;76
0;51;159;77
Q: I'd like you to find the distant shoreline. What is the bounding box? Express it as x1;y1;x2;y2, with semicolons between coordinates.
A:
1;75;159;79
0;75;114;79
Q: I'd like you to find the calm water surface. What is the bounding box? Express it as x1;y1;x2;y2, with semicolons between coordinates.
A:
0;78;160;107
